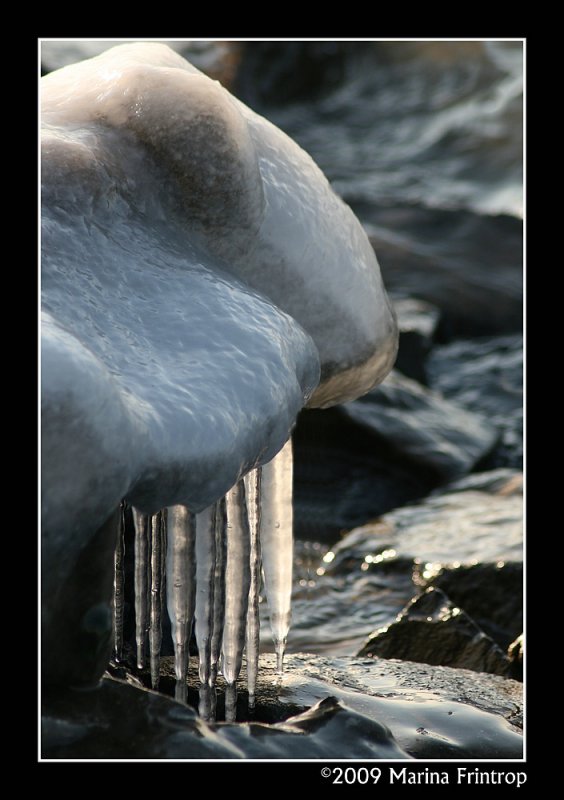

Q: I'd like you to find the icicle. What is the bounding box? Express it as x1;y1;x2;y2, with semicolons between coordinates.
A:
209;498;226;693
222;481;251;721
149;510;166;690
113;501;126;662
244;468;262;710
260;437;293;675
132;508;150;670
166;505;196;704
195;504;216;719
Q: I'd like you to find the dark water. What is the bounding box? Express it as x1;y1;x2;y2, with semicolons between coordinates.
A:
41;40;523;759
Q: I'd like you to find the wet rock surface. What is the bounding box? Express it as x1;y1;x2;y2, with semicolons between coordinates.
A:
423;562;523;651
42;654;522;759
358;587;512;676
288;470;522;658
364;469;523;565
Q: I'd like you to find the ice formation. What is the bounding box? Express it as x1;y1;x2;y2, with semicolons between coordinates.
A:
41;43;398;711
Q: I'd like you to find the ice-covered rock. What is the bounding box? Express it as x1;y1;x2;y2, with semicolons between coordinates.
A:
41;41;397;540
41;43;397;687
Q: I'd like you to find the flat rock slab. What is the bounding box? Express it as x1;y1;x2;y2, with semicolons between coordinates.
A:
42;653;522;759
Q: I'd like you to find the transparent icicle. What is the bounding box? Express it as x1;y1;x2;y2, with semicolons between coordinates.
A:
149;511;166;690
260;437;294;674
244;468;262;710
166;505;196;704
113;501;126;662
209;498;226;693
222;481;251;721
132;508;150;670
195;504;216;719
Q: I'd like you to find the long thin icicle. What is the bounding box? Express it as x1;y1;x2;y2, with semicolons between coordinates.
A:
195;504;217;719
166;505;196;703
209;498;226;693
244;468;262;710
113;501;126;662
132;508;150;670
222;481;251;721
149;510;165;690
260;437;293;674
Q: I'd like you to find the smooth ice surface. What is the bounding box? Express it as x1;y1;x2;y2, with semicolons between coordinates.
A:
41;42;398;549
165;505;196;703
260;439;294;673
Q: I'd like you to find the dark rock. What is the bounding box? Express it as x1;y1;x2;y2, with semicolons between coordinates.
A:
358;587;512;676
392;297;441;384
292;406;438;541
365;206;522;338
508;634;523;681
422;562;523;652
42;509;119;688
41;673;409;760
292;374;499;541
428;335;523;469
412;470;523;652
42;653;522;759
341;370;498;480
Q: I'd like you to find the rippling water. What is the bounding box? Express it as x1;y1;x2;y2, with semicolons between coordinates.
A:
253;41;523;219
